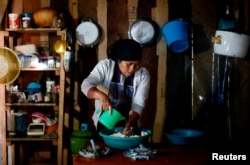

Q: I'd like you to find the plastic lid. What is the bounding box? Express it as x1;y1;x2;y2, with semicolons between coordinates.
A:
21;13;32;17
24;82;42;93
22;17;31;20
19;55;32;58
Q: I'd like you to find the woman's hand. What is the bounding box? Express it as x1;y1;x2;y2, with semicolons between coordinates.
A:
122;122;133;136
122;111;140;136
99;95;112;111
87;87;112;111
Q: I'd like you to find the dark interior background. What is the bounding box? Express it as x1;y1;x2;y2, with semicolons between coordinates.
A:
62;0;250;152
2;0;249;155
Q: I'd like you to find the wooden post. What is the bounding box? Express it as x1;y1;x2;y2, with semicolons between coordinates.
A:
56;30;66;165
152;0;168;143
0;30;7;165
97;0;107;61
40;0;50;52
128;0;138;27
68;0;81;132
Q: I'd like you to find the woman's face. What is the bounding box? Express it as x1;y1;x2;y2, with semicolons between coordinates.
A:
118;60;141;77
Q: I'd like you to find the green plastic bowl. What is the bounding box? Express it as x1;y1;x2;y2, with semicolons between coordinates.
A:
99;127;152;150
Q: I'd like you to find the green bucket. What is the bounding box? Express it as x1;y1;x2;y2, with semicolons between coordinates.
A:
70;130;92;154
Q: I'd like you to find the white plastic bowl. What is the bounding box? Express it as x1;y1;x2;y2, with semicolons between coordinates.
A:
14;44;38;55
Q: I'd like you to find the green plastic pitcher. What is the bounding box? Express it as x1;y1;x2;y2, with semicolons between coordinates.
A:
98;108;125;129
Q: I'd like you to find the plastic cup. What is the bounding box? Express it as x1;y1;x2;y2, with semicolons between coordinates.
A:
46;80;55;92
8;13;20;29
51;93;58;103
98;108;125;129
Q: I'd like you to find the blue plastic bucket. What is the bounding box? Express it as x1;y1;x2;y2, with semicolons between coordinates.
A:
162;19;190;53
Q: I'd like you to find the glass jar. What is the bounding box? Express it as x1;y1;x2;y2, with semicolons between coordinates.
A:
56;56;61;68
21;13;32;28
44;92;51;103
47;56;55;68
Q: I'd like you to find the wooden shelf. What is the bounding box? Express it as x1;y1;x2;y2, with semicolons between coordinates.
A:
20;68;62;76
5;103;57;106
0;28;66;164
21;68;61;71
5;28;63;33
7;136;57;142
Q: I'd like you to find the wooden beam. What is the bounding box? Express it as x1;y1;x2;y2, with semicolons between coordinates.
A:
69;0;78;20
68;0;81;132
0;0;8;26
0;31;7;165
11;0;23;13
41;0;50;8
97;0;107;61
57;29;66;165
128;0;138;26
152;0;168;143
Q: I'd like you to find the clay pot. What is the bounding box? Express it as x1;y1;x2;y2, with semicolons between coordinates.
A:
33;8;57;28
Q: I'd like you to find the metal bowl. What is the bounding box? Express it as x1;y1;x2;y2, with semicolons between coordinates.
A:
0;47;21;84
164;129;204;146
99;127;152;150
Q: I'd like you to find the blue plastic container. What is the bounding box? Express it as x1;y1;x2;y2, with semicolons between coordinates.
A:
99;127;152;150
21;13;32;28
162;19;190;53
164;129;204;146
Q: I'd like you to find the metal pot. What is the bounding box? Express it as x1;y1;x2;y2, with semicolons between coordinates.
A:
76;18;101;47
213;30;250;58
128;17;160;46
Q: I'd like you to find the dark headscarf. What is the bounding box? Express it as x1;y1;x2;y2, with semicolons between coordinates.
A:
109;39;142;61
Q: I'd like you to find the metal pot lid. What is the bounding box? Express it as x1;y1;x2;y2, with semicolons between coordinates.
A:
0;47;21;84
128;20;157;45
76;20;100;47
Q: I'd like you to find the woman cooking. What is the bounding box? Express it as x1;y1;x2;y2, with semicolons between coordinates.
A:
81;39;150;135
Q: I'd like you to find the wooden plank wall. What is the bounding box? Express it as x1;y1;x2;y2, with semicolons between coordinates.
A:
97;0;107;61
152;0;168;143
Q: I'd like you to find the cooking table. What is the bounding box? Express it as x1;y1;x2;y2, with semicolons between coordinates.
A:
73;142;209;165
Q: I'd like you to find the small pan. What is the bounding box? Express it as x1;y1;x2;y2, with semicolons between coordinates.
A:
128;17;160;46
76;18;102;47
